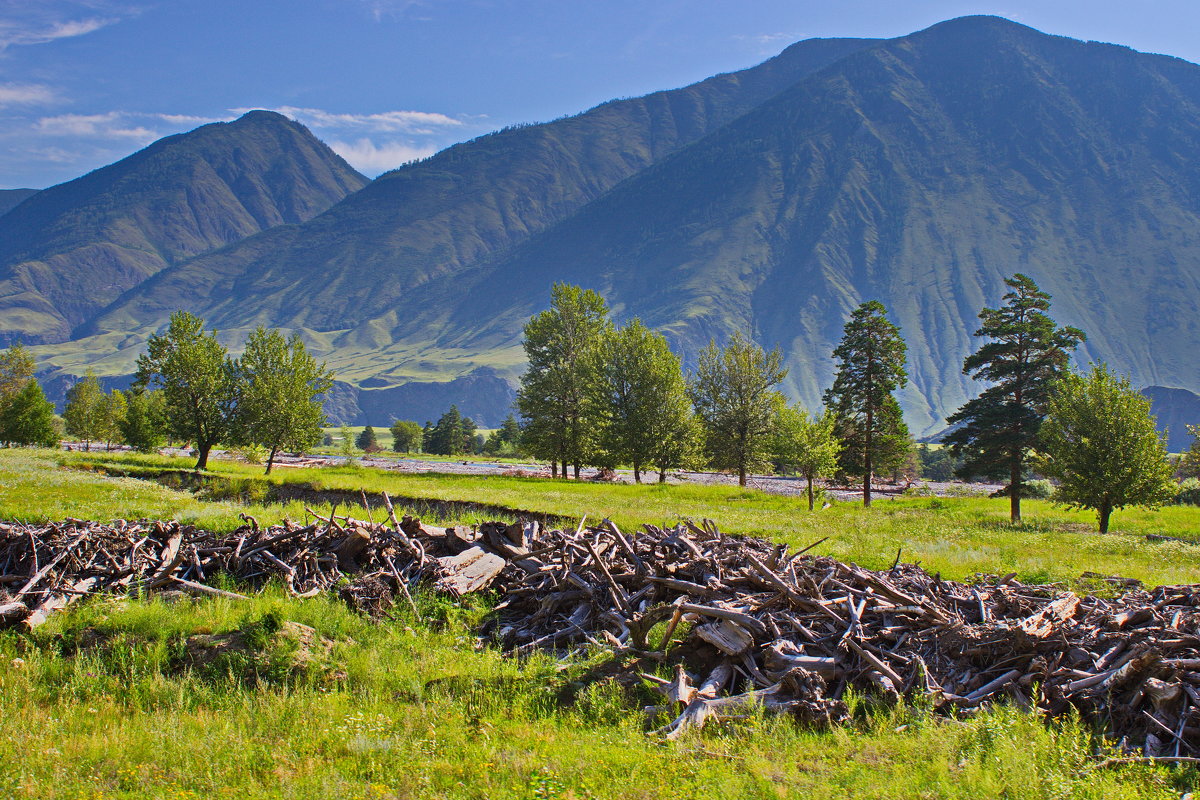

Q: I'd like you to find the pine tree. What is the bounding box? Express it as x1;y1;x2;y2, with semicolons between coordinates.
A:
516;283;610;478
235;326;334;473
774;406;842;510
427;406;463;455
589;319;698;483
355;425;380;453
135;311;237;470
0;379;58;447
1039;364;1175;533
823;301;909;507
944;274;1086;523
63;372;105;449
1182;425;1200;480
689;331;787;487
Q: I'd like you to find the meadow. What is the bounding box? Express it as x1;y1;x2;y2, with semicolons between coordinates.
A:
0;447;1198;798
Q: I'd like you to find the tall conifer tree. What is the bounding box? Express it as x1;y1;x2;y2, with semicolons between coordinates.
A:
823;301;909;507
944;274;1085;523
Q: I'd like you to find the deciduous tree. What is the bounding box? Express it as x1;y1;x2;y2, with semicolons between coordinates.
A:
774;406;842;510
823;301;909;507
235;326;334;473
119;389;167;453
135;311;237;470
1039;364;1175;533
99;390;127;450
516;283;610;478
689;331;787;487
0;342;35;405
589;319;699;483
0;379;58;447
390;420;423;453
944;274;1086;523
63;372;105;449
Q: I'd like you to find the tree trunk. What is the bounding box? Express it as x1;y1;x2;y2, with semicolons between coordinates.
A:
739;465;747;487
807;476;815;511
1099;502;1112;534
658;467;666;484
633;464;641;484
573;463;580;480
195;443;212;471
1010;454;1022;524
265;445;278;475
551;460;558;478
864;407;873;508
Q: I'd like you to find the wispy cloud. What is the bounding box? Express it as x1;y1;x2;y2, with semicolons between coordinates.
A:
0;16;115;50
734;31;799;55
0;82;57;106
234;105;462;133
35;112;155;140
328;137;436;172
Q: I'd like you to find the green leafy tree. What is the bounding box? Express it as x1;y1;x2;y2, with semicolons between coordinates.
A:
0;342;35;407
944;274;1086;523
135;311;237;470
0;379;58;447
390;420;423;453
356;425;380;453
689;331;787;487
774;406;842;510
338;425;357;463
823;301;909;507
119;389;168;453
516;283;611;478
483;413;523;456
99;390;127;450
589;319;698;483
1181;425;1200;480
63;372;106;449
1039;364;1176;533
235;326;333;473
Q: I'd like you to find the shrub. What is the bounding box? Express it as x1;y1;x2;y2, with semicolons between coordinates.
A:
1173;478;1200;506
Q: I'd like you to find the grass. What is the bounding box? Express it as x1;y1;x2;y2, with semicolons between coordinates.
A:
52;449;1200;587
1;446;1199;797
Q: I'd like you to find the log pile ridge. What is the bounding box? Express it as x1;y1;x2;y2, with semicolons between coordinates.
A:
3;505;1200;752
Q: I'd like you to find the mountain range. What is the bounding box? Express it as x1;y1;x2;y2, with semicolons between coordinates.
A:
4;15;1200;442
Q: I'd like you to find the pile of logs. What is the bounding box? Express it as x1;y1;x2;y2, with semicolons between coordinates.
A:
3;508;1200;754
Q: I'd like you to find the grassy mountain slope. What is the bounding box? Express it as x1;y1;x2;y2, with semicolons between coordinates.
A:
0;189;38;217
433;16;1200;434
0;111;367;345
70;37;876;372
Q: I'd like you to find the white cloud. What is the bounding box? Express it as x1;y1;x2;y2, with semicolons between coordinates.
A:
35;112;156;140
329;137;435;173
0;82;56;106
0;16;114;50
235;105;462;133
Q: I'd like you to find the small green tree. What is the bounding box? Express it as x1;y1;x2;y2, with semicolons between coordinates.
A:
1039;364;1176;533
63;372;106;449
135;311;237;470
235;327;333;473
589;319;699;483
0;342;35;406
689;331;787;487
460;416;478;455
944;274;1086;523
0;379;58;447
482;413;523;456
774;406;842;510
356;425;380;453
1181;425;1200;480
99;390;127;450
516;283;611;478
390;420;423;453
823;301;909;507
338;425;357;462
427;406;463;455
119;389;168;453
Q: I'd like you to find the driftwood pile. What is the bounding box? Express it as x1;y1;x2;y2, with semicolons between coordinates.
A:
3;508;1200;754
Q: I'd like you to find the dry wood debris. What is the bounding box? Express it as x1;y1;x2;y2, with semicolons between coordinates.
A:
3;508;1200;753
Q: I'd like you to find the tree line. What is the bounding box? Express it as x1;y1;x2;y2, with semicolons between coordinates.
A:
510;278;1185;530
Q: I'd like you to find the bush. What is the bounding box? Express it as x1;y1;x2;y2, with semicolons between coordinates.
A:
990;479;1054;500
1173;478;1200;506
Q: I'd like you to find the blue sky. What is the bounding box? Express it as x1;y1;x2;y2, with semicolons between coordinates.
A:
4;0;1200;188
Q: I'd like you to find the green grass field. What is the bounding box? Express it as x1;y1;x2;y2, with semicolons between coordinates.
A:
0;447;1197;798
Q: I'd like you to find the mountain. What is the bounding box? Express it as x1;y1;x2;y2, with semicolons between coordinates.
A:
23;17;1200;432
0;189;38;217
0;111;367;346
1144;387;1200;452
